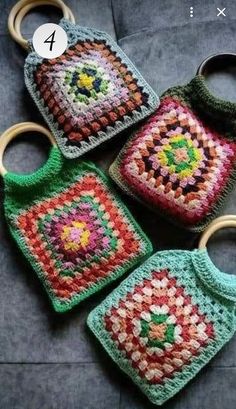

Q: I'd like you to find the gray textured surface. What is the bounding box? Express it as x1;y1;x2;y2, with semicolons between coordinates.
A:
0;0;236;407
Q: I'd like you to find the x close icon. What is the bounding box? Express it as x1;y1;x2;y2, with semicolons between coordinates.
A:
217;7;226;17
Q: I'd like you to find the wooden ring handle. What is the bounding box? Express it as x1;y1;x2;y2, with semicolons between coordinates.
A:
0;122;56;177
206;215;236;227
13;1;75;49
197;53;236;76
14;0;75;42
199;217;236;249
8;0;75;50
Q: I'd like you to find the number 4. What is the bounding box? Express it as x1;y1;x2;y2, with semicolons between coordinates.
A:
44;30;56;51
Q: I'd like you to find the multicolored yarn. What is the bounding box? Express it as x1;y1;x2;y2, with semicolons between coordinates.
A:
88;249;236;405
24;19;159;159
3;147;152;312
110;75;236;231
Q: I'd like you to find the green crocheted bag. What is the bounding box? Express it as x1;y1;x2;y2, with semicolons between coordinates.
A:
0;123;152;313
88;219;236;405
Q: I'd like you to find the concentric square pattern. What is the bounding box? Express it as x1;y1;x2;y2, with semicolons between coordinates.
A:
116;97;236;227
14;173;150;312
32;36;157;157
103;269;214;385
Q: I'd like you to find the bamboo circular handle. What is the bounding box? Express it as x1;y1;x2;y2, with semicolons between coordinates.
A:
197;53;236;76
208;215;236;226
8;0;75;50
14;0;75;41
0;122;56;177
199;217;236;249
13;1;75;49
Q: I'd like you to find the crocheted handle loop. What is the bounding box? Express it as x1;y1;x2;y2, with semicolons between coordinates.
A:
8;0;75;50
197;53;236;76
199;215;236;249
0;122;56;177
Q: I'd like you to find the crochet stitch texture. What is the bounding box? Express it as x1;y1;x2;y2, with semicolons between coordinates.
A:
24;19;159;158
110;75;236;231
88;249;236;405
3;147;152;312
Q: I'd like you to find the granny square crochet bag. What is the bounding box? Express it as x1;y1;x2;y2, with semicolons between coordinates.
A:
9;0;159;158
110;54;236;231
0;123;152;313
88;215;236;405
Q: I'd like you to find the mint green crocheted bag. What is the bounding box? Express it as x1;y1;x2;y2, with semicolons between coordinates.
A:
88;220;236;405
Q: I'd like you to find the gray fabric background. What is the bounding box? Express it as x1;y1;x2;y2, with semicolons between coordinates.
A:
0;1;236;407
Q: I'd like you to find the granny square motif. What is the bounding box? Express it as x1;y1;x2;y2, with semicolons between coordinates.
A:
88;250;236;404
110;87;236;231
4;149;152;312
24;19;159;158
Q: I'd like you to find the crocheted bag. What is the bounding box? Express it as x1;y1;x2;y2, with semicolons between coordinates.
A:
9;0;159;159
88;216;236;405
0;123;152;313
110;69;236;232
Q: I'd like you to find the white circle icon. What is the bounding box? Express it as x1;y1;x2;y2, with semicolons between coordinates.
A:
32;23;68;59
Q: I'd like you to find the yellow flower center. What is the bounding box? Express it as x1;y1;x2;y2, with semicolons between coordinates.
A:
77;74;94;90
